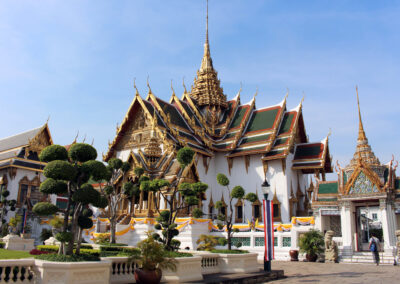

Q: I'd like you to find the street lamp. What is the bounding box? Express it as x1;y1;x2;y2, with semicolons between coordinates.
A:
261;178;272;272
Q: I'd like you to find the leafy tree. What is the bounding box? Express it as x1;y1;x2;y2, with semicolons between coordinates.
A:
33;144;108;255
0;183;16;236
93;158;133;244
214;173;256;250
196;234;227;251
139;147;208;251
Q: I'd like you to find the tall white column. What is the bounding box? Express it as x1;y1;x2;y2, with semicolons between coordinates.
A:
380;199;396;254
340;201;353;255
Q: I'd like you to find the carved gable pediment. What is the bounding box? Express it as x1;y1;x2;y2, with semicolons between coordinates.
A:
115;106;152;151
25;125;52;156
344;163;382;195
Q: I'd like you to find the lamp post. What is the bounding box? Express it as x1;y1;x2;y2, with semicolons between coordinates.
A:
261;178;272;272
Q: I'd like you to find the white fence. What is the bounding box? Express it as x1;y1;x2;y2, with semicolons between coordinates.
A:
0;259;35;284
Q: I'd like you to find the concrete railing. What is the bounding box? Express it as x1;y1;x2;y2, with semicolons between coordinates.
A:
101;257;137;284
0;259;35;284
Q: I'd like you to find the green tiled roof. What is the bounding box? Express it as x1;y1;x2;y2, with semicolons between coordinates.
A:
156;98;189;130
240;134;270;145
263;149;284;157
230;145;266;154
274;137;289;147
224;132;237;140
278;112;295;135
246;108;279;133
230;106;249;129
318;182;338;194
180;101;202;127
294;143;323;160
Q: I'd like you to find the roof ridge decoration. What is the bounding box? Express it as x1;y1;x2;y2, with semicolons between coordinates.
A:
347;86;380;169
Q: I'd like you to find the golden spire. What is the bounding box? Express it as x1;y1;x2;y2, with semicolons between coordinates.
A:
356;86;367;141
200;0;213;71
190;0;227;110
347;86;380;168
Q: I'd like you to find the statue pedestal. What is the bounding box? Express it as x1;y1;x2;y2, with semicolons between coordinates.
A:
3;234;35;251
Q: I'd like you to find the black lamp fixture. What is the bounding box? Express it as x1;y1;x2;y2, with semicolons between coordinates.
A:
261;178;271;200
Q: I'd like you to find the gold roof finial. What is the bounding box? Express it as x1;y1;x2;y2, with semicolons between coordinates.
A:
147;76;152;94
182;77;187;94
171;79;175;96
46;115;50;125
200;0;212;71
133;78;139;96
356;85;367;141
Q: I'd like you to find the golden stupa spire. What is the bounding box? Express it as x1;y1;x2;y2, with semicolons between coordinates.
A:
356;85;367;142
200;0;213;71
347;86;380;168
190;0;227;111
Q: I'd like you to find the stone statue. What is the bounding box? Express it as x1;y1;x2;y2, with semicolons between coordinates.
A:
324;230;338;263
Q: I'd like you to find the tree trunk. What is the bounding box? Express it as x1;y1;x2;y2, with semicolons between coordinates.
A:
75;227;83;255
227;225;232;251
110;219;116;244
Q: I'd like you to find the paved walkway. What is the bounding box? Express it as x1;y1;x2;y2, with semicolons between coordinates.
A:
271;261;399;284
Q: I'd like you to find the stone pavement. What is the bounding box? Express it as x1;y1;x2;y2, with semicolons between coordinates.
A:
271;261;399;284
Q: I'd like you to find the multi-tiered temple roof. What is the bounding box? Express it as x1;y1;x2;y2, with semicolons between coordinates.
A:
104;2;331;178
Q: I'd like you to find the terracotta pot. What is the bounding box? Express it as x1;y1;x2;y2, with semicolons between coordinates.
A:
306;253;318;262
289;250;299;261
134;268;162;284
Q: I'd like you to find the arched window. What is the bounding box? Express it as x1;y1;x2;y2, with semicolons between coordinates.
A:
272;189;282;222
252;198;262;222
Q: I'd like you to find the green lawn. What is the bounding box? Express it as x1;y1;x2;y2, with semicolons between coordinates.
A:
0;248;32;259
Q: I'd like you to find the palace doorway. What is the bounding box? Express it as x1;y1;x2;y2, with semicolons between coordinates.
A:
355;205;382;251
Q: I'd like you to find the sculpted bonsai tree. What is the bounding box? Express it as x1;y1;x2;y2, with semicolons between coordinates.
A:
33;144;109;255
215;173;258;250
0;184;16;236
95;157;133;244
139;147;208;251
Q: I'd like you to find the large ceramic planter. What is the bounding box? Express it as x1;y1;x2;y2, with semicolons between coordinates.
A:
306;254;318;262
217;253;259;273
34;259;111;284
162;256;203;283
134;268;162;284
289;250;299;261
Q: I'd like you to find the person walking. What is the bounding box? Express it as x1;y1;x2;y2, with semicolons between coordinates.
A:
369;234;380;265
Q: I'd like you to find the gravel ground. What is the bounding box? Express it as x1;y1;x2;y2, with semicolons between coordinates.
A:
270;261;399;284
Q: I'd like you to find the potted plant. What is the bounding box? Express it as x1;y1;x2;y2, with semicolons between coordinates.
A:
289;249;299;261
131;231;176;284
299;229;324;262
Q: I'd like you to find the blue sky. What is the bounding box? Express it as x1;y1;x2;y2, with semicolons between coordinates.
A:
1;0;399;178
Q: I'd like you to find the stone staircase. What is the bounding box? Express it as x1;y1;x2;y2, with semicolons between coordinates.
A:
341;252;396;264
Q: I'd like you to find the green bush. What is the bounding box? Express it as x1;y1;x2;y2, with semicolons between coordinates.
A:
40;178;68;195
55;232;73;243
68;143;97;163
40;229;53;242
216;173;229;186
299;229;324;258
78;249;100;257
0;242;5;248
44;160;77;181
163;251;193;258
39;144;68;162
33;202;59;215
37;245;59;253
176;147;195;168
35;253;99;262
210;249;249;254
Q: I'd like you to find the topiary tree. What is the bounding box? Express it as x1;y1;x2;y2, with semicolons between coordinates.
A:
139;147;208;251
92;157;133;244
33;144;108;255
0;183;16;236
214;173;256;250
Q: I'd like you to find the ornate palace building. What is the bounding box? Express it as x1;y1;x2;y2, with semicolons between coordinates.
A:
103;5;332;226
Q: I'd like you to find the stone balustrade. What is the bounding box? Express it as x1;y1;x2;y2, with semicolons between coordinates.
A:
0;259;35;284
101;257;137;284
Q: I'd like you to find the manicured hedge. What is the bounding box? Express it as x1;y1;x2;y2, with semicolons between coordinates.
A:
0;242;5;248
35;253;100;262
164;251;193;258
37;245;59;253
211;249;249;254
